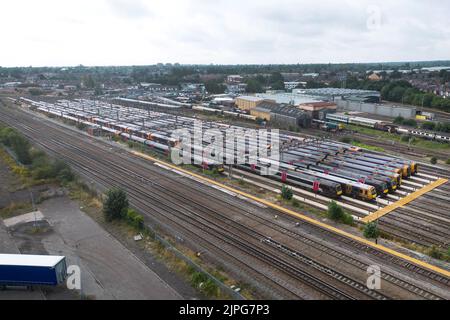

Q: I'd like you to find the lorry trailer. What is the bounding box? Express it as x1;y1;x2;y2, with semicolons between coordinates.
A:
0;254;67;287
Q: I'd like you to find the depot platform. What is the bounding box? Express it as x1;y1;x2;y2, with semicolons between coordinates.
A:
362;178;448;223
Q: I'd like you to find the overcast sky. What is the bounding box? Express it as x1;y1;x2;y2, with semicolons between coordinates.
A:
0;0;449;67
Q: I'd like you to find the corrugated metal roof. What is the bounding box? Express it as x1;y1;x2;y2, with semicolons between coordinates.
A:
0;254;65;268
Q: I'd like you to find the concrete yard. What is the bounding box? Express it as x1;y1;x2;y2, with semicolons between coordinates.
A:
0;196;182;300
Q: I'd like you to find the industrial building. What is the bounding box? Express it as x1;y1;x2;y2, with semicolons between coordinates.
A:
255;93;321;106
250;104;311;128
235;96;277;111
294;88;381;104
298;102;337;120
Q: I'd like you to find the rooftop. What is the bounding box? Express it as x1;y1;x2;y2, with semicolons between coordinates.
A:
255;93;320;105
295;88;380;97
236;95;265;102
0;254;65;268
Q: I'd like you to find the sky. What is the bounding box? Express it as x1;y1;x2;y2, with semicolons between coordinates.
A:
0;0;449;67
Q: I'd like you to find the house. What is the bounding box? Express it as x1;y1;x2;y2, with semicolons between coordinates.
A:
368;73;382;81
226;75;243;84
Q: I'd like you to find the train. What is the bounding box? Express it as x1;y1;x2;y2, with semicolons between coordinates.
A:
258;158;377;201
237;162;343;199
192;106;257;121
326;113;450;142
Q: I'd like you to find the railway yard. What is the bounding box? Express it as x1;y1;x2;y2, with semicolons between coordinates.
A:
1;96;450;300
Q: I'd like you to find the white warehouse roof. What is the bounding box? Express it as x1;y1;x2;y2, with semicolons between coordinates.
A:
0;254;65;268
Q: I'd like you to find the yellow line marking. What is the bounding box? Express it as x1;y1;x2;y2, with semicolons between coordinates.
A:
362;178;448;223
131;150;450;278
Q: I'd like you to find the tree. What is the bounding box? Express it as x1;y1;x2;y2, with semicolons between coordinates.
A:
103;188;129;222
327;201;344;221
421;122;436;130
281;185;293;200
363;222;379;239
205;80;226;94
83;75;96;89
271;80;285;91
430;157;438;165
245;79;263;93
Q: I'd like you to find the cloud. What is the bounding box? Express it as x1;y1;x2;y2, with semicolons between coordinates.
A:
0;0;449;66
106;0;152;19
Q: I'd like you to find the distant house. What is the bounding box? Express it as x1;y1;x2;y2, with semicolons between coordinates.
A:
226;75;243;84
226;83;247;94
64;85;77;92
284;82;305;90
368;73;382;81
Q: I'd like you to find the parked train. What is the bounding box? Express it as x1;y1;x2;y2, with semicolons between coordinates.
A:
326;113;450;143
237;162;343;199
258;158;377;201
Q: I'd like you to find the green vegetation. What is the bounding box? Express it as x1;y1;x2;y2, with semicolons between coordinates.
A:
0;202;33;219
339;136;385;152
102;188;145;230
430;157;438;165
446;159;450;165
340;136;352;144
103;188;129;222
28;88;44;96
327;201;354;225
245;79;264;93
125;208;145;230
205;80;226;94
0;126;32;164
421;121;450;133
281;185;293;200
347;124;450;151
0;125;75;184
188;268;220;297
363;222;380;239
427;245;444;260
352;142;385;152
393;116;417;128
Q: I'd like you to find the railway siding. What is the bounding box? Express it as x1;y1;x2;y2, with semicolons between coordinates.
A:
131;150;450;279
362;178;448;223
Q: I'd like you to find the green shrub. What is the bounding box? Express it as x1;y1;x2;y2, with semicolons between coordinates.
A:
428;245;443;260
430;157;438;165
341;213;354;226
281;185;293;200
126;209;144;230
363;222;380;239
401;135;411;142
340;136;352;144
103;188;129;222
327;201;344;221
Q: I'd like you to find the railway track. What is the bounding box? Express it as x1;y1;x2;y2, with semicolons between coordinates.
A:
0;103;449;299
232;164;448;248
0;109;382;300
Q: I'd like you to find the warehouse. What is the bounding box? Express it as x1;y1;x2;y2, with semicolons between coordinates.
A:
295;88;381;103
251;104;311;128
235;96;277;111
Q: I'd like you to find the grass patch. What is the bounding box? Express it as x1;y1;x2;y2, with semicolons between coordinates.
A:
346;124;450;151
0;201;33;219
